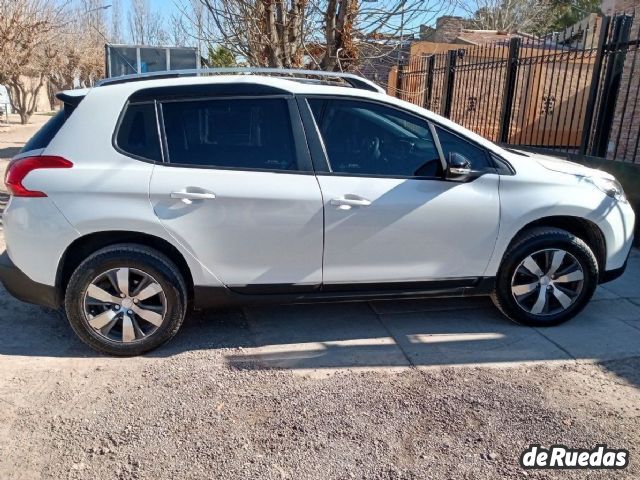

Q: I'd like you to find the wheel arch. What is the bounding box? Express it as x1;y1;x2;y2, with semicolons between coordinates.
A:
56;231;195;303
504;216;606;273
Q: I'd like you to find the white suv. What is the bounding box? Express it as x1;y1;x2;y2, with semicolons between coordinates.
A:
0;69;635;355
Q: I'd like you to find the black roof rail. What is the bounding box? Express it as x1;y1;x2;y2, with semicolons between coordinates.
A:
95;67;386;94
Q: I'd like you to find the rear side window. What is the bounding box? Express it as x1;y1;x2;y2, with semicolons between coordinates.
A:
21;107;74;153
161;97;297;171
115;103;162;161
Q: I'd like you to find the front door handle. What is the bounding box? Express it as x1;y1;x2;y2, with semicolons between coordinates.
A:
170;189;216;203
330;195;372;209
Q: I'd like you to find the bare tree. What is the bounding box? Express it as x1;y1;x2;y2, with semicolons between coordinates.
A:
462;0;556;35
0;0;65;124
47;0;106;102
179;0;447;71
129;0;167;45
167;12;191;46
111;0;124;42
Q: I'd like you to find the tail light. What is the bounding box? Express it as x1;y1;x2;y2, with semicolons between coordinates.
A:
4;156;73;197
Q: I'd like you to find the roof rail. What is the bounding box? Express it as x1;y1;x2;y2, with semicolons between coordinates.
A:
95;67;386;94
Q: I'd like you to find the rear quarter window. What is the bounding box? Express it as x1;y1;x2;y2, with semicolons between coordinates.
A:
115;103;162;162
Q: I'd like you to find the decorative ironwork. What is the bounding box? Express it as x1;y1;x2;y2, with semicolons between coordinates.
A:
392;11;640;162
541;95;556;116
466;96;477;113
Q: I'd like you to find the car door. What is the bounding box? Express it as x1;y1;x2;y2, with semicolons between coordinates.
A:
304;97;500;287
148;92;324;292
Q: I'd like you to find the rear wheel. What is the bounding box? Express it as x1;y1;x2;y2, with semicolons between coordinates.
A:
64;244;187;356
492;227;598;327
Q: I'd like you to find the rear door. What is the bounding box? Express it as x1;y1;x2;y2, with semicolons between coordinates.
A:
147;91;324;292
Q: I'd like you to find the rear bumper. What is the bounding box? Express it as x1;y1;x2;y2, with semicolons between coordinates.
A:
0;251;60;309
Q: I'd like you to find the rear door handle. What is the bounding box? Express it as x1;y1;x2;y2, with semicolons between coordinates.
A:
330;195;372;208
170;189;216;202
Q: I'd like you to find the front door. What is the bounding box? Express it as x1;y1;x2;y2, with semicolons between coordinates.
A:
149;95;324;292
306;97;500;286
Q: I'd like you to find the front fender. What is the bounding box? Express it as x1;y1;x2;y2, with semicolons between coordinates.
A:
486;175;621;276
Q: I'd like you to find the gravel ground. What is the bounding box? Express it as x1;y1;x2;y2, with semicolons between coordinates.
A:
1;350;639;480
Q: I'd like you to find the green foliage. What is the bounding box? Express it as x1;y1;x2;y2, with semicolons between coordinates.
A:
548;0;602;32
467;0;601;37
208;46;237;68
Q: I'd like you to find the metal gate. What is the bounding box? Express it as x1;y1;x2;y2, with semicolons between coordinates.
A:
394;12;640;163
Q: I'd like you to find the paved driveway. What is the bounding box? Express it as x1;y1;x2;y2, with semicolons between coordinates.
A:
230;250;640;372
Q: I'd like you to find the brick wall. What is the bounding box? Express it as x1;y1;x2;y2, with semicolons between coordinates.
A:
432;17;464;43
607;6;640;162
394;44;595;147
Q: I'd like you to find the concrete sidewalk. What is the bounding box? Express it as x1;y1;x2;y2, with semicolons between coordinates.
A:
226;249;640;373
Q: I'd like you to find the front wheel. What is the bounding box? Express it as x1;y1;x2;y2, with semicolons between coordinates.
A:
492;227;599;327
64;244;187;356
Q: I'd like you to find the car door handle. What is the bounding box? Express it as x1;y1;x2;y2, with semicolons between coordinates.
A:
330;196;372;208
170;190;216;201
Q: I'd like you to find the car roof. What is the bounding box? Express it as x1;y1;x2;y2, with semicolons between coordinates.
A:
95;74;384;97
95;67;386;92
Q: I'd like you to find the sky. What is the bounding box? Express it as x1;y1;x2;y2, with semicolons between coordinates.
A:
150;0;178;12
116;0;469;34
147;0;467;17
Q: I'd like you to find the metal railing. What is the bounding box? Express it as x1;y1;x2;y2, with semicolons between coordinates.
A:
394;11;640;164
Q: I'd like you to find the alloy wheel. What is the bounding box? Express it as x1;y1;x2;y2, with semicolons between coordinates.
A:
83;267;167;343
511;248;584;316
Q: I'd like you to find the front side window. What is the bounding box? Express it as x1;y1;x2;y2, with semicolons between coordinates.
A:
116;103;162;161
309;98;442;178
435;126;491;171
161;97;297;171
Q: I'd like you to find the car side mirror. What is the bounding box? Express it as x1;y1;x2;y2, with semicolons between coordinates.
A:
446;152;473;180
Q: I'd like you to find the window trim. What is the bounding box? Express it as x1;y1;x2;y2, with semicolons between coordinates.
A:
112;100;164;164
295;96;333;173
128;84;291;103
302;94;516;179
157;95;314;174
157;93;291;104
428;119;515;175
431;122;496;173
301;95;448;181
490;151;516;175
156;99;169;164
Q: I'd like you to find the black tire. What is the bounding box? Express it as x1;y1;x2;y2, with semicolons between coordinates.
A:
491;227;599;327
64;244;187;356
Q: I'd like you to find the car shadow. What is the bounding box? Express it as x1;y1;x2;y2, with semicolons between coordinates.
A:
0;193;7;230
1;280;639;390
0;286;255;358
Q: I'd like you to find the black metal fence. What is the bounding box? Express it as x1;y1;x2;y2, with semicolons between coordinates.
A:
394;12;640;164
